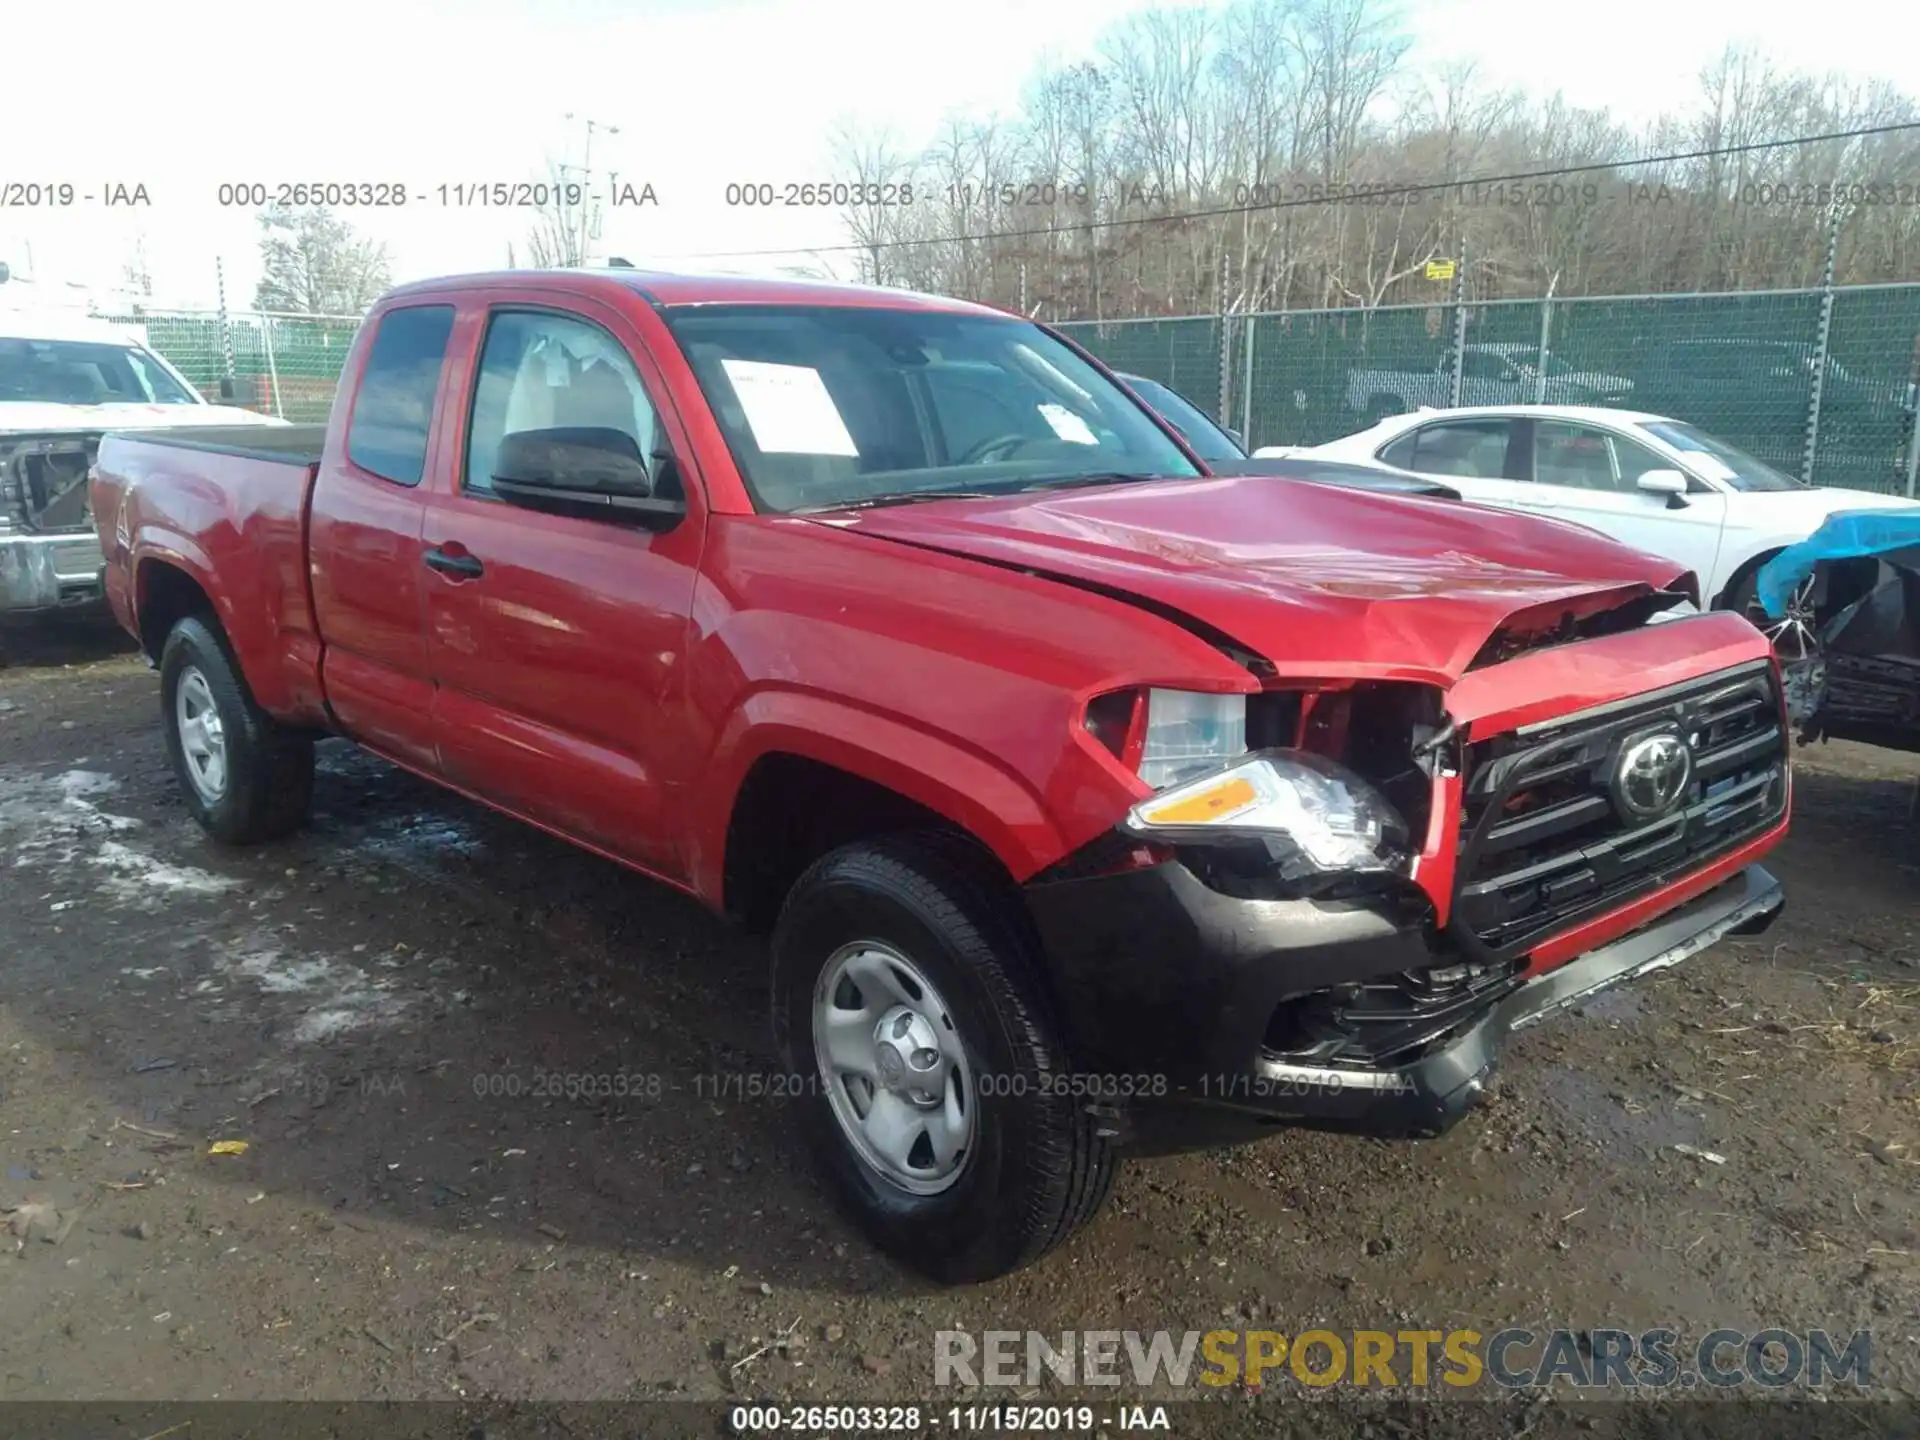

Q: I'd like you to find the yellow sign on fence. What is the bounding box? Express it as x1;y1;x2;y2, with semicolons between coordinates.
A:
1425;258;1457;281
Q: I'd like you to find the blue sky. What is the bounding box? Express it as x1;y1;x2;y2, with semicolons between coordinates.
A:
3;0;1915;310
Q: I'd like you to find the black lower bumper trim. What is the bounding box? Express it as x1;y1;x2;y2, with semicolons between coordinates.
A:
1024;853;1784;1151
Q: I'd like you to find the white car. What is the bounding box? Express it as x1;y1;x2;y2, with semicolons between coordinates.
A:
1;306;286;615
1277;404;1920;617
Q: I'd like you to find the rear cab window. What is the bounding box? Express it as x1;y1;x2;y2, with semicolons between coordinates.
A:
347;305;457;486
1379;419;1514;478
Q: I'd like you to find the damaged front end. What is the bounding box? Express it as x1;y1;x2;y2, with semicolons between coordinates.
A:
1756;510;1920;755
1025;584;1786;1149
0;431;107;614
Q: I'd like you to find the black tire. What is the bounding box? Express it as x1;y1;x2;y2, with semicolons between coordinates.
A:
159;615;314;845
1363;394;1405;426
1717;560;1771;616
770;832;1117;1284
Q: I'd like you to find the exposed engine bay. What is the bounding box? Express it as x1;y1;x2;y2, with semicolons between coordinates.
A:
2;433;101;533
1757;512;1920;756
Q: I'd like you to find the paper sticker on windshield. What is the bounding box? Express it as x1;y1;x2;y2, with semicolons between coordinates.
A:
1689;454;1735;482
720;359;859;456
1036;403;1098;445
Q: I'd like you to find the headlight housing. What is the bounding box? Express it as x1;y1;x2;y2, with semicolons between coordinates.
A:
1123;749;1410;883
1137;689;1246;788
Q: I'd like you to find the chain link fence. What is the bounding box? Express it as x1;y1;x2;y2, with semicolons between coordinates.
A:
1061;282;1920;496
104;282;1920;496
103;309;363;423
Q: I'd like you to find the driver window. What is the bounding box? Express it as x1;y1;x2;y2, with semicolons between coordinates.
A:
1607;432;1672;485
1535;421;1629;491
466;310;664;498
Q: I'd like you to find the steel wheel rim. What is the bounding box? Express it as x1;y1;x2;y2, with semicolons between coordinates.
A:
175;666;228;805
813;939;975;1195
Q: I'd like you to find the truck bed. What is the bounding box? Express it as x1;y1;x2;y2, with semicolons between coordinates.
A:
92;427;330;727
106;423;328;465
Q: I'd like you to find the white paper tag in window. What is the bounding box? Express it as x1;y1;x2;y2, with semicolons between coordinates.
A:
1689;454;1735;483
1036;403;1098;445
720;359;859;456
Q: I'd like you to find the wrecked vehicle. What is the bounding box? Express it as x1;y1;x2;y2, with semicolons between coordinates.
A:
94;269;1788;1283
0;306;282;616
1756;508;1920;755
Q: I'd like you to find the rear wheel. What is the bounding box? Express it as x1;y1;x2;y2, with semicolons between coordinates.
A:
770;833;1116;1283
160;616;314;845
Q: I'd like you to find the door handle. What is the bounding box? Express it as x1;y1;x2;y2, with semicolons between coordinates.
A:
423;545;484;579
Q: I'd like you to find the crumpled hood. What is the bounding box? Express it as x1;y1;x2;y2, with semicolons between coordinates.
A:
836;475;1693;686
0;401;284;435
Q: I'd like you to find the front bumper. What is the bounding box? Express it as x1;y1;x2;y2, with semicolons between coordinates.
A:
0;530;107;613
1023;856;1783;1151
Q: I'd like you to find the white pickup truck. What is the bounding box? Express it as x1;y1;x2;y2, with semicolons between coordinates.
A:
1346;342;1634;425
1;307;284;615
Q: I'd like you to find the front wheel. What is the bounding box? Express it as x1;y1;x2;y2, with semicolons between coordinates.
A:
771;834;1116;1283
160;616;315;845
1725;568;1827;726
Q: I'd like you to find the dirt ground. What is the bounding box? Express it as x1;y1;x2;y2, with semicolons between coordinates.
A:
2;621;1917;1425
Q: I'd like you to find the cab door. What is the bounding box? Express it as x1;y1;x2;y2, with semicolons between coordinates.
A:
307;302;458;772
417;292;709;879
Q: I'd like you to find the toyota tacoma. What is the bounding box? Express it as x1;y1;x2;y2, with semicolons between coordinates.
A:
91;269;1789;1283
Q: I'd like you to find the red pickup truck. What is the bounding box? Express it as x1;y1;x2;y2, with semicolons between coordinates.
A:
92;269;1790;1283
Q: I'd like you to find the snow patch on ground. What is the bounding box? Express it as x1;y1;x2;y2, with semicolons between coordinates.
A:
0;766;238;906
225;940;410;1043
0;768;141;867
91;839;239;904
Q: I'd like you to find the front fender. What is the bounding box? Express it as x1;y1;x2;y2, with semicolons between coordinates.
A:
688;687;1072;906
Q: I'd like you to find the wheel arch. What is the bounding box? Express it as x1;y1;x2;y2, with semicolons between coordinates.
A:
694;692;1069;930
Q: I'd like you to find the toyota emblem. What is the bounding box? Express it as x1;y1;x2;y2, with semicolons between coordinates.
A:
1612;731;1693;821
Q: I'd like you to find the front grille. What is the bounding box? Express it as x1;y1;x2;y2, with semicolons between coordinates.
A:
1452;660;1787;963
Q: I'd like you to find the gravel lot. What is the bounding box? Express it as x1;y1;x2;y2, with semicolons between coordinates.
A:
2;622;1916;1430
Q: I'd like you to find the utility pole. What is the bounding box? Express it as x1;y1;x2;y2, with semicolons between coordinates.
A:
1802;199;1847;486
563;112;620;265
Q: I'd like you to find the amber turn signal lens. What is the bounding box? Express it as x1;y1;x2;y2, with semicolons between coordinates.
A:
1136;774;1257;826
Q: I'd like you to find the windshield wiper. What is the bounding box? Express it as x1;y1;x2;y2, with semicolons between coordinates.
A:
1014;471;1166;492
793;488;1007;514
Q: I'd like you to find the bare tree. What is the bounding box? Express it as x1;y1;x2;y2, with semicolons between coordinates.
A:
826;118;916;286
526;160;590;269
254;207;392;314
802;3;1920;318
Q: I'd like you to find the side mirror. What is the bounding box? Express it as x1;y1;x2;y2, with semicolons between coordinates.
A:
1635;468;1690;508
493;426;686;529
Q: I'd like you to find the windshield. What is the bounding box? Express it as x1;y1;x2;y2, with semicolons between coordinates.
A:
1640;420;1805;492
1122;376;1242;461
660;304;1201;512
0;337;200;406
